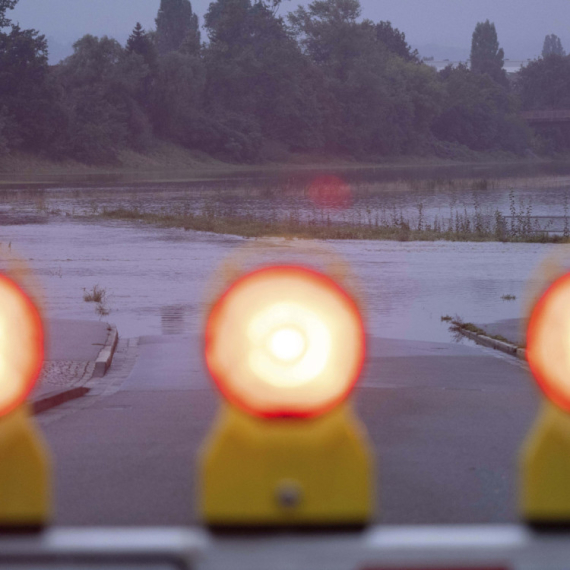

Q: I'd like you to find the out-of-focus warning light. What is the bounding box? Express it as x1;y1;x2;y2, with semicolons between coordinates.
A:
205;266;365;418
0;274;51;530
200;265;373;528
522;272;570;526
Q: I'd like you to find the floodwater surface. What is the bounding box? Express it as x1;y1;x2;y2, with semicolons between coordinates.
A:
3;164;570;233
0;218;561;343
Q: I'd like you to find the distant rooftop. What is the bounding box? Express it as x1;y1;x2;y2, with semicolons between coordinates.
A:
423;59;533;74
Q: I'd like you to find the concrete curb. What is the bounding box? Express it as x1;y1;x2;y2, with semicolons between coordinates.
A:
458;328;527;362
32;387;89;415
93;325;119;378
32;324;119;415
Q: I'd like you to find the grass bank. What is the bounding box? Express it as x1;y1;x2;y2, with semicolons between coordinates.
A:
97;205;570;243
0;143;237;183
0;141;550;187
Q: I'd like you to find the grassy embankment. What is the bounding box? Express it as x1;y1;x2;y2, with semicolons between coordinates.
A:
0;140;548;185
0;143;241;183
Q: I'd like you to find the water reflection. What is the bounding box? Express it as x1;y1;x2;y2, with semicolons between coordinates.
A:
160;304;187;335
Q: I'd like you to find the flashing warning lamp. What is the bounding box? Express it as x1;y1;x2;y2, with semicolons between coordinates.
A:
0;274;51;530
200;265;373;528
521;272;570;526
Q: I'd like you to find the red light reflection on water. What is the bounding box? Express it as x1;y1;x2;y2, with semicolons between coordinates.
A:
307;175;352;210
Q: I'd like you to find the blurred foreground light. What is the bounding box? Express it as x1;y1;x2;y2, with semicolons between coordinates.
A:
0;273;50;530
527;273;570;412
522;272;570;526
0;274;43;418
200;265;373;527
205;265;365;418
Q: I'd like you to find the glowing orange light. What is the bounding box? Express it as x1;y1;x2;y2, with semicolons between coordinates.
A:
205;266;365;418
527;273;570;412
0;275;43;417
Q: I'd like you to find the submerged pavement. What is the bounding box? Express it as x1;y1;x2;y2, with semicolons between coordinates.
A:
33;319;111;400
40;334;539;527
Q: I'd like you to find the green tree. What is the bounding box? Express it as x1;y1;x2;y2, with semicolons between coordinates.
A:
0;0;68;156
470;20;506;85
542;34;565;57
433;64;528;153
289;0;441;155
203;0;252;46
126;22;157;68
518;54;570;109
202;0;324;159
56;35;153;162
0;0;17;28
0;24;62;152
150;51;205;145
289;0;363;69
0;108;8;156
375;21;419;63
516;55;570;150
126;22;157;125
155;0;200;55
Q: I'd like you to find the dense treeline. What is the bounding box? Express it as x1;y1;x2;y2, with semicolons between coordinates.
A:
0;0;568;164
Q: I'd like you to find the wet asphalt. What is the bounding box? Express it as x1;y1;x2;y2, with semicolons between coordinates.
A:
40;334;539;527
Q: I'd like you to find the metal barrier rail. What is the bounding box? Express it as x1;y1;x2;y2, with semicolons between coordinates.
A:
1;526;570;570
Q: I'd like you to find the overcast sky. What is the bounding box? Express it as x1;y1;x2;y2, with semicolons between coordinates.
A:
8;0;570;63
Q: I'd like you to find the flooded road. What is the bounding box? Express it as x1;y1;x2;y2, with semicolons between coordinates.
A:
0;217;561;343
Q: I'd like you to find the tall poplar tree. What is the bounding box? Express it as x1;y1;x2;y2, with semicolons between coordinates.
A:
155;0;200;55
470;20;506;85
542;34;565;57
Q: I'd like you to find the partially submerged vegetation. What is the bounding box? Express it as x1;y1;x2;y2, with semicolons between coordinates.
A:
447;317;514;346
83;285;106;303
83;285;110;317
7;169;570;243
97;204;570;243
94;184;570;243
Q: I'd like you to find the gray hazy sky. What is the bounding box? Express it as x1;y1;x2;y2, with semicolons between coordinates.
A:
8;0;570;62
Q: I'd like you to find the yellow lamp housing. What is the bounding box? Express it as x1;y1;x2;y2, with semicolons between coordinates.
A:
521;273;570;526
0;274;51;530
199;265;374;528
0;404;51;530
521;401;570;525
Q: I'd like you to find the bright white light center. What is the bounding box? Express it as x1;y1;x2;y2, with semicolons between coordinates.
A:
269;327;306;362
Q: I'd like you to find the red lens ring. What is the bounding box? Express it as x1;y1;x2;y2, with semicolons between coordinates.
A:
205;265;366;419
0;275;44;417
527;273;570;412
